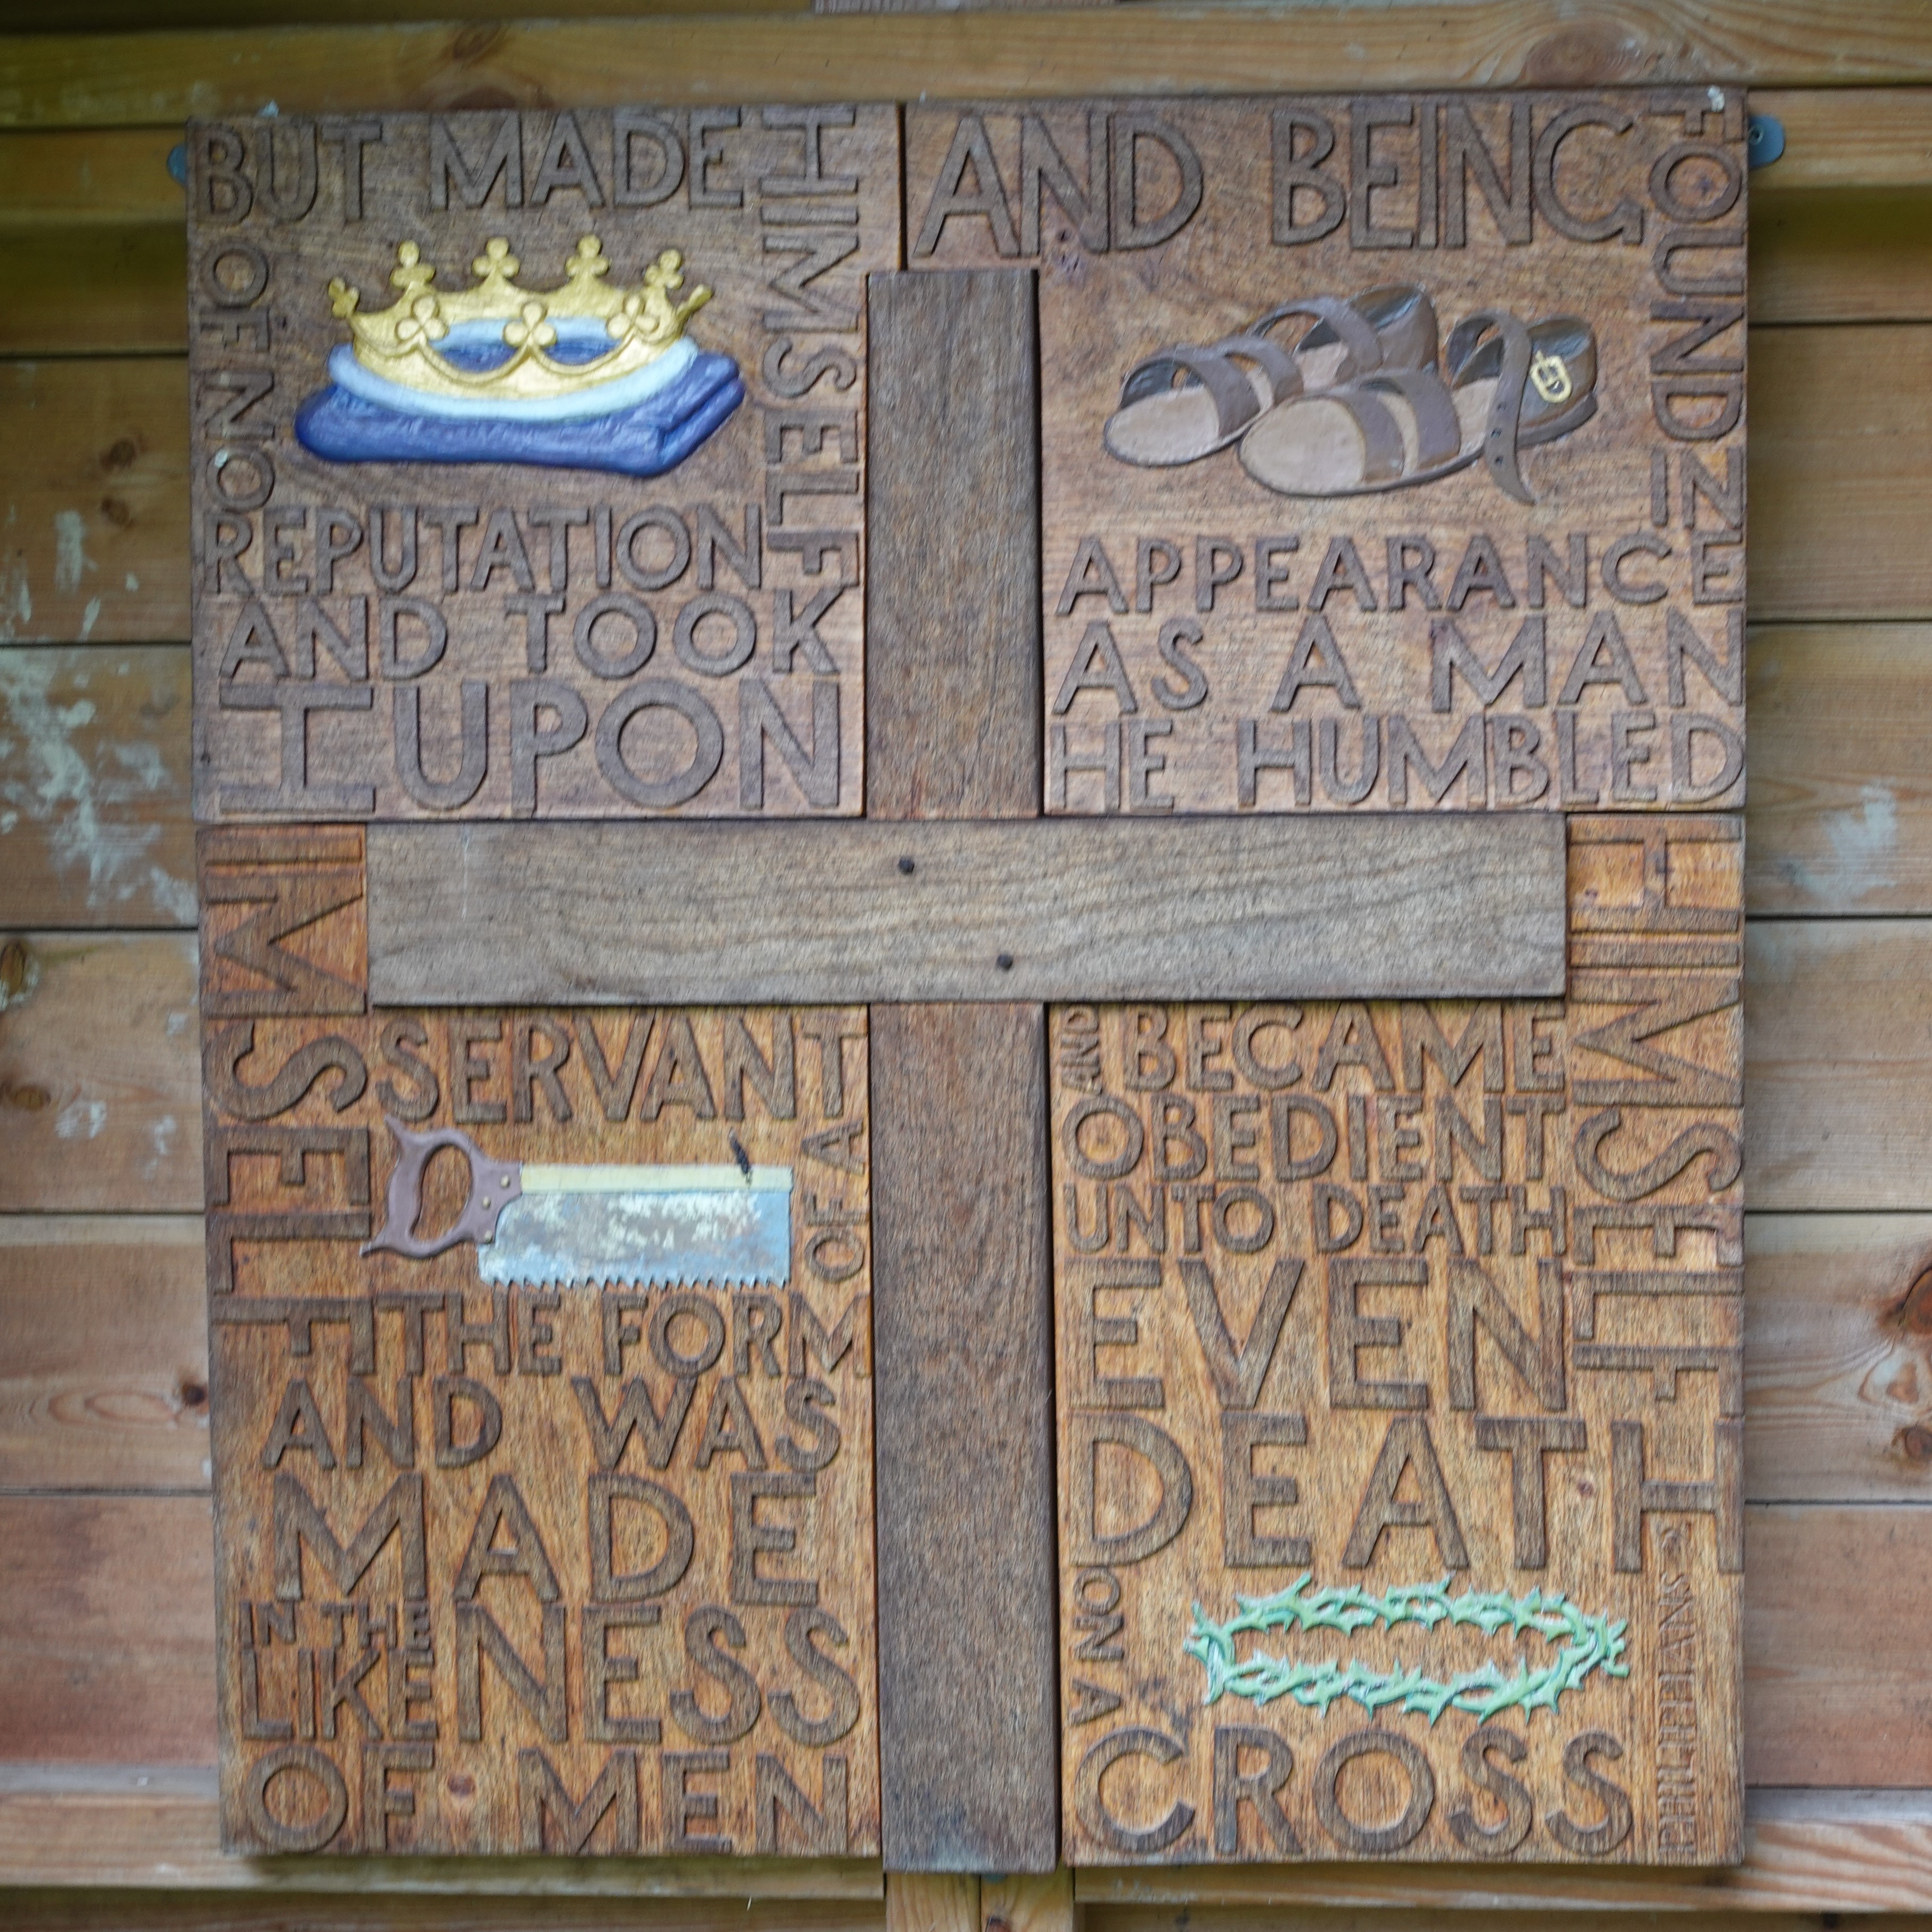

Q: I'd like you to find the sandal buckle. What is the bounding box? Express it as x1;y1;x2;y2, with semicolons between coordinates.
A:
1529;350;1572;404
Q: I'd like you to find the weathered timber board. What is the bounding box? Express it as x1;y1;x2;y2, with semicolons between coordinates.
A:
0;1214;209;1492
907;93;1746;816
1050;815;1744;1865
362;815;1567;1007
864;265;1061;1877
0;645;198;929
187;109;898;822
200;825;879;1856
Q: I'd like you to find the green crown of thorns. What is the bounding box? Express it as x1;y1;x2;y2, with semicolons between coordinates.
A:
1185;1575;1629;1725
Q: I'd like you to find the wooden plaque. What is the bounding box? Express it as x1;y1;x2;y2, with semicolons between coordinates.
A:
1047;817;1743;1865
201;827;879;1856
906;93;1746;817
187;109;898;821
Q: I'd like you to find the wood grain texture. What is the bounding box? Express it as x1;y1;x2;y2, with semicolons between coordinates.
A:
365;817;1568;1007
869;1003;1058;1873
1752;324;1932;621
1745;1213;1932;1504
0;1766;881;1897
1750;89;1932;192
0;1493;218;1763
0;931;201;1213
0;1214;209;1492
3;10;1932;127
866;271;1038;819
0;647;196;929
1745;1503;1932;1786
0;226;190;358
1746;624;1932;915
1751;192;1932;325
1745;919;1932;1212
0;359;187;646
886;1873;979;1932
980;1869;1075;1932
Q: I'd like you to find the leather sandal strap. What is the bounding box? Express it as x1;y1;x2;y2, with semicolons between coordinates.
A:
1251;296;1387;381
1314;382;1408;487
1356;368;1463;471
1447;310;1535;505
1117;343;1265;442
1213;332;1305;403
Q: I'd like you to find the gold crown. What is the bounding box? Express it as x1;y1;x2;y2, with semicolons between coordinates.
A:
326;236;712;403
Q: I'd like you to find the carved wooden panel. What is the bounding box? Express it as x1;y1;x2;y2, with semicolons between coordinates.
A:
906;93;1746;816
187;109;898;821
201;829;878;1856
1048;815;1743;1865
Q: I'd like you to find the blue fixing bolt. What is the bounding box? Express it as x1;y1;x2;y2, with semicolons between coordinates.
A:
1748;112;1785;170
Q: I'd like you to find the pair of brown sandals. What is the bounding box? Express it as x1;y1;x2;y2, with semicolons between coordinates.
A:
1103;286;1597;503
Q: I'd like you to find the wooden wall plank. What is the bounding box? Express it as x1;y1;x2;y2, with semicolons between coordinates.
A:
1747;1213;1932;1505
1751;88;1932;191
1751;192;1932;325
0;360;187;646
886;1874;979;1932
3;10;1932;127
979;1870;1074;1932
365;817;1567;1008
0;646;195;930
1747;624;1932;916
0;1494;215;1763
0;932;201;1214
0;227;188;359
0;129;182;224
0;1215;207;1492
1746;1504;1932;1786
865;267;1058;1876
1752;324;1932;622
1746;918;1932;1212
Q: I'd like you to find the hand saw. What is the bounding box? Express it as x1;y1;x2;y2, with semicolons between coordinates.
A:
363;1116;791;1289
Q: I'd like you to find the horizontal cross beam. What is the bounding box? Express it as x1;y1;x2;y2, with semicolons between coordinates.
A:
365;813;1566;1007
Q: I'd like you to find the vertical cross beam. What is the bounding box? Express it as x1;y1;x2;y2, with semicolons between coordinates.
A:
867;269;1059;1879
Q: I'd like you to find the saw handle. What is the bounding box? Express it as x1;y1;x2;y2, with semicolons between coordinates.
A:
363;1117;522;1260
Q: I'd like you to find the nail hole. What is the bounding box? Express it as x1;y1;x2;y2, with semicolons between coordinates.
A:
996;953;1015;971
898;855;915;874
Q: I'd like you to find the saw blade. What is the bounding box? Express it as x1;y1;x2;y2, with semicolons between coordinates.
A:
477;1182;792;1288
